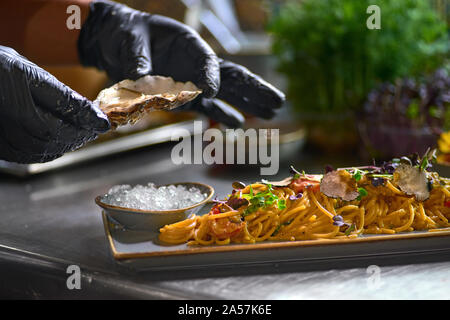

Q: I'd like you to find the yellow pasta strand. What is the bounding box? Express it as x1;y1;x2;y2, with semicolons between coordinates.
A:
159;178;450;245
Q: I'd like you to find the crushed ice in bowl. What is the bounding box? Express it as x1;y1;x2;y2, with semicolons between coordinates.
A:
102;183;208;211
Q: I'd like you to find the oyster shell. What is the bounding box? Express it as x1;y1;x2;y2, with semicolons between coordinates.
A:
95;75;202;128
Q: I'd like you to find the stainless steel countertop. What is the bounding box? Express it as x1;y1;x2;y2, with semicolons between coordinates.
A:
1;142;449;299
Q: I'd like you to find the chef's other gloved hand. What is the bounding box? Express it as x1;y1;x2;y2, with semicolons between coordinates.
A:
0;46;110;164
178;59;286;128
78;0;285;128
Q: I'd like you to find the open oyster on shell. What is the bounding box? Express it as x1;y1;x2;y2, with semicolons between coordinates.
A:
95;75;202;128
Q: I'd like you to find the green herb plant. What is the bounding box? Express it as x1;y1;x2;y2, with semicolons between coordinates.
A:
268;0;448;116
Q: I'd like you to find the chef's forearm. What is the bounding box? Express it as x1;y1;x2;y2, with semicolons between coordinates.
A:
0;0;93;65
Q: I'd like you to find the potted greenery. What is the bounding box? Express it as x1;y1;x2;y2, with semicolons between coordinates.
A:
360;68;449;158
268;0;448;153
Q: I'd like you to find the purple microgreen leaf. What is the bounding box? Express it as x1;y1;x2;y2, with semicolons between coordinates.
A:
289;193;303;201
371;177;385;187
332;215;347;227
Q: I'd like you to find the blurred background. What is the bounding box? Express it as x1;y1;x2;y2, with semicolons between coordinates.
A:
27;0;450;175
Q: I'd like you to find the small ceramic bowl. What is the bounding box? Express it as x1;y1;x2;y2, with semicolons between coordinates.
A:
95;182;214;231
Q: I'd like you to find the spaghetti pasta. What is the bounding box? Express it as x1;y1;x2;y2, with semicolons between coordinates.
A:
159;161;450;245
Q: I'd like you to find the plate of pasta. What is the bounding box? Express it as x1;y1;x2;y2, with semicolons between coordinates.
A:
102;150;450;270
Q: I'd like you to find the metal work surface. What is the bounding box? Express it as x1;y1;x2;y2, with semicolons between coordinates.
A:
0;143;449;299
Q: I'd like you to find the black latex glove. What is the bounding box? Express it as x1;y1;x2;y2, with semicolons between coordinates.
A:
78;0;285;128
0;46;110;164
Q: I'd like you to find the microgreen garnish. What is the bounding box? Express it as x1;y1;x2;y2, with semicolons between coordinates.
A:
332;215;347;227
337;149;437;178
272;225;282;236
419;157;429;171
242;206;256;217
344;223;356;236
418;148;437;171
242;184;287;217
381;162;399;174
356;187;368;200
368;174;392;178
272;219;294;236
278;199;287;210
289;193;303;201
332;216;356;236
380;148;438;174
290;165;301;177
352;168;363;181
212;198;227;205
400;156;413;166
225;197;249;210
371;177;385;187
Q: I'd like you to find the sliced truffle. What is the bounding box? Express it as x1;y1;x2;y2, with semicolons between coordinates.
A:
95;75;202;128
262;174;322;188
261;176;294;187
393;164;430;201
320;170;360;201
226;197;249;210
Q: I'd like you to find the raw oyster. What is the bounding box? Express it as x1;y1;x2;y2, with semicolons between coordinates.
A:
95;75;202;128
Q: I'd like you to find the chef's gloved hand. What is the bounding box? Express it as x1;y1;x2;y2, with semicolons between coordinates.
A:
178;59;285;128
78;0;285;128
0;46;110;164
